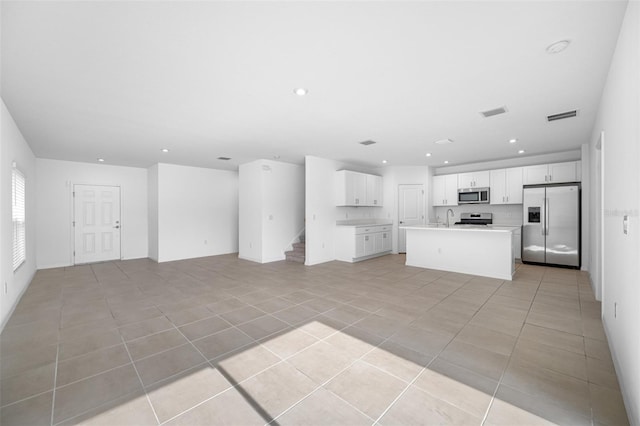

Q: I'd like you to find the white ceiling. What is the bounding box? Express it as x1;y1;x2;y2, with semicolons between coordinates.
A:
1;1;628;171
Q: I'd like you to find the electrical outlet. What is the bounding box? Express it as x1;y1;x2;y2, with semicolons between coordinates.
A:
204;240;208;245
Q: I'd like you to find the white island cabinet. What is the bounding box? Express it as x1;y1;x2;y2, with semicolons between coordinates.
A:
401;225;518;280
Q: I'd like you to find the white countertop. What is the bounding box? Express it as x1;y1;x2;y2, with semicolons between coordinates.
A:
336;220;393;227
401;224;519;232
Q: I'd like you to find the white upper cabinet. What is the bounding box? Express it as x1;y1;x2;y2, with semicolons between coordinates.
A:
433;174;458;206
490;167;523;204
335;170;383;206
366;174;383;206
523;161;581;185
505;167;524;204
549;161;581;183
458;171;490;188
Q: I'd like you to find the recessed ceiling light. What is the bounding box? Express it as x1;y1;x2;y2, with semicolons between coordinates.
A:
425;153;432;157
294;88;308;96
97;158;105;162
382;160;388;164
518;150;525;154
359;140;377;146
444;160;449;164
217;156;231;161
434;138;454;145
546;40;571;54
509;138;518;144
161;148;170;153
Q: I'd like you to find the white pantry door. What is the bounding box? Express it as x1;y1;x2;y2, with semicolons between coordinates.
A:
74;185;121;264
398;184;425;253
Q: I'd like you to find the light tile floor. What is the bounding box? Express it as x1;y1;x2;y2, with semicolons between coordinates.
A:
0;254;630;425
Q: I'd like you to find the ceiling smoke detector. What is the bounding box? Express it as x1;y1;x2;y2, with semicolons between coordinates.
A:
217;156;232;161
547;110;578;122
359;140;377;146
434;138;453;145
480;106;508;118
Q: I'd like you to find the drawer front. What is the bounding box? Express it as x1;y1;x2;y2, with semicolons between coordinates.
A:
355;225;390;235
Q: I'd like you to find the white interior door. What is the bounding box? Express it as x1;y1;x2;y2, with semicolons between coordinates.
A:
398;184;425;253
74;185;121;264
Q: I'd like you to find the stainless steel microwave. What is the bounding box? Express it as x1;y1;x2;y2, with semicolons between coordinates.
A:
458;187;490;204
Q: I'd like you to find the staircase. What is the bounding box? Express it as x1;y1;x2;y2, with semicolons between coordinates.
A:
285;235;305;264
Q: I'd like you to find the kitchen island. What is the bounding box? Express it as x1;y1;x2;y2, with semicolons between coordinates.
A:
401;225;519;280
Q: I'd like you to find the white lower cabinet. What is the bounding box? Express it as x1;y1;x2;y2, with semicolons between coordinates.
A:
335;224;393;262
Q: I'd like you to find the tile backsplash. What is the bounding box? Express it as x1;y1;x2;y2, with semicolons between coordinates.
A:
433;204;523;226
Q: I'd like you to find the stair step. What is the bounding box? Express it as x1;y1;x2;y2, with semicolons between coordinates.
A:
285;252;305;263
292;242;305;250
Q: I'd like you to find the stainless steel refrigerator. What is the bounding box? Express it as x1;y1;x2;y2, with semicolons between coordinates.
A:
522;183;580;268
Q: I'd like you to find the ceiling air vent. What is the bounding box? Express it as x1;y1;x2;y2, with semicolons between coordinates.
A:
359;140;377;146
547;110;578;122
480;106;508;118
217;156;231;161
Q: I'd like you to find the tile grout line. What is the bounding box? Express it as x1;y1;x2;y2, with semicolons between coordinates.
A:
479;273;543;425
268;329;395;425
49;302;63;426
162;311;387;425
118;335;161;426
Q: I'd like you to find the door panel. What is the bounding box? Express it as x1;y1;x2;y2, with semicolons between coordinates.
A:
545;185;580;266
74;185;121;264
398;184;424;253
522;187;546;263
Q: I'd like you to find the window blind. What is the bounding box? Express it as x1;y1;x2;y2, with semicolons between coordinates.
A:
12;166;26;271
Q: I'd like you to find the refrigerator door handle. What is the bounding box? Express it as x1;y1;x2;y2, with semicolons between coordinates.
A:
541;198;546;235
545;198;550;235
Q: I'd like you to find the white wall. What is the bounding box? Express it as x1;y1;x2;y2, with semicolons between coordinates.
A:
261;160;305;262
147;164;159;261
1;99;37;330
305;155;385;265
580;144;590;271
588;2;639;424
156;163;238;262
238;161;264;262
35;159;148;268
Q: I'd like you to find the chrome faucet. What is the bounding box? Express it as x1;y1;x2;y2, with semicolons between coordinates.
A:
446;209;454;227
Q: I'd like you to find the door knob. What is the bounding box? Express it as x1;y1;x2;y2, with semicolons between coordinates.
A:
114;225;120;229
